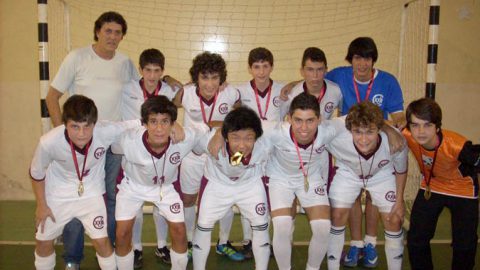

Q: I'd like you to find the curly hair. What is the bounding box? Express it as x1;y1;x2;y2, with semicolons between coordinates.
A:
345;101;384;131
189;52;227;85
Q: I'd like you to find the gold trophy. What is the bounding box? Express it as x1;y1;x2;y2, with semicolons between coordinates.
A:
230;151;244;166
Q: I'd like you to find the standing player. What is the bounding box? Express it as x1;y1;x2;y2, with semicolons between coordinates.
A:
45;11;138;269
113;96;206;270
30;95;138;270
403;98;479;270
173;52;244;261
121;48;178;267
193;107;271;270
326;102;407;270
325;37;406;267
235;47;284;258
281;47;342;121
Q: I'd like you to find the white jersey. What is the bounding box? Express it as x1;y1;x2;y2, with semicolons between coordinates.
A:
237;80;285;122
121;79;177;121
30;120;139;202
181;84;240;129
326;119;408;180
195;131;271;186
51;45;139;121
112;126;206;188
265;121;340;187
281;79;342;120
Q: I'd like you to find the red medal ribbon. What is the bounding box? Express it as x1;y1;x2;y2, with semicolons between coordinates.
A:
252;79;273;120
140;78;162;101
353;70;375;103
419;136;440;189
199;91;218;125
303;81;326;103
69;139;90;185
291;130;315;179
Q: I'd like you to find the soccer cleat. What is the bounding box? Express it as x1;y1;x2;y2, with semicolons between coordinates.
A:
187;241;193;261
154;246;171;265
215;240;245;261
342;246;362;267
133;249;143;269
65;262;79;270
362;243;379;268
241;240;253;260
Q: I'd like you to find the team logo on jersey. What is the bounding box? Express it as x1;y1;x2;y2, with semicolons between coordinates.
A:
315;186;326;196
93;216;105;229
315;145;326;154
94;147;106;159
170;203;181;214
255;203;267;216
169;152;181;164
378;160;390;168
324;102;334;113
421;154;433;166
385;191;396;202
372;94;384;107
218;103;229;114
273;96;281;107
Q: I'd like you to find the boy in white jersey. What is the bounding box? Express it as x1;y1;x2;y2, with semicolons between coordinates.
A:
172;52;244;261
192;107;271;270
30;95;139;270
113;96;206;270
326;102;407;270
235;47;284;258
121;48;177;267
280;47;342;120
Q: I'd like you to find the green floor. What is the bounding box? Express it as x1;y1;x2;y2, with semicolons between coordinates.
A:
1;201;479;269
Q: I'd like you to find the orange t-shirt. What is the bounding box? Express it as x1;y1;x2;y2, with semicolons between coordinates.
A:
403;129;478;199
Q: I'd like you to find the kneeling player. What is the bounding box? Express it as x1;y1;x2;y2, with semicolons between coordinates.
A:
192;107;271;270
30;95;139;270
326;102;407;270
113;96;206;270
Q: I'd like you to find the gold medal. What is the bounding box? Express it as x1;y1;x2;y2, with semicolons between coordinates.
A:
160;189;164;201
230;151;244;166
304;175;309;192
424;186;431;200
78;182;84;197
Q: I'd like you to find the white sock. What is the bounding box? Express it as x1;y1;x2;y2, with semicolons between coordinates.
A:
327;225;346;270
34;251;55;270
350;240;364;248
364;234;377;247
97;252;116;270
170;249;188;270
116;249;133;270
184;206;196;242
192;225;213;270
384;230;404;270
272;216;293;270
218;208;234;245
153;207;168;248
241;214;252;242
251;223;270;270
132;209;143;251
307;219;330;269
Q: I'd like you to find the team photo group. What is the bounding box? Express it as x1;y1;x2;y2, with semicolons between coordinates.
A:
30;11;479;270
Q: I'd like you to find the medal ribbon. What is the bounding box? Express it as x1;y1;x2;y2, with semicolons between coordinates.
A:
358;153;376;189
252;79;273;120
140;78;162;101
419;137;440;190
291;131;315;180
303;81;326;103
353;71;375;103
199;91;218;125
69;139;90;187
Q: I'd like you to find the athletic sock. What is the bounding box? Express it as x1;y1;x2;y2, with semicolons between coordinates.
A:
132;209;143;251
153;208;168;248
218;208;234;245
384;230;404;270
116;249;133;270
34;251;55;270
170;249;188;270
240;213;252;242
251;223;270;270
272;216;293;270
350;240;364;248
307;219;330;269
192;225;213;270
327;225;346;270
364;234;377;247
97;252;116;270
184;206;196;242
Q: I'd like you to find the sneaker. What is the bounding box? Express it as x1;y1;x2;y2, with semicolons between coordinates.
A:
241;240;253;260
362;243;379;268
154;246;171;265
65;262;79;270
133;249;143;269
342;246;362;267
215;240;245;261
187;241;193;261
